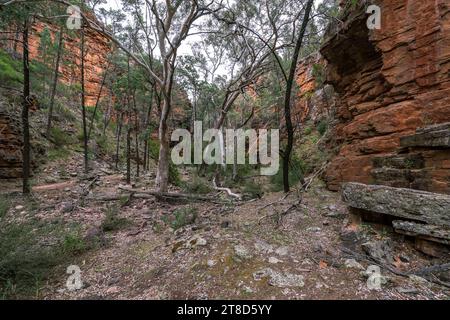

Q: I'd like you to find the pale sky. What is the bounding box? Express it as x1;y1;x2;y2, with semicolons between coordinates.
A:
98;0;324;56
96;0;324;81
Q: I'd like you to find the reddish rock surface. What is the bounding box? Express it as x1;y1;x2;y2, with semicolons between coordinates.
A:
27;21;112;107
0;107;23;179
302;0;450;193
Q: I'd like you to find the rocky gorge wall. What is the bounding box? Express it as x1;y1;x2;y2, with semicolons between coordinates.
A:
0;19;112;179
296;0;450;194
29;21;112;107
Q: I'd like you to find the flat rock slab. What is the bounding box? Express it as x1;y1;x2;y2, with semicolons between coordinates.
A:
400;122;450;148
392;220;450;245
342;183;450;227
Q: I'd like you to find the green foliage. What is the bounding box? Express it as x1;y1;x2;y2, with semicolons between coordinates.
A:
270;156;304;191
49;127;75;147
312;63;325;88
47;147;70;161
163;207;198;230
0;218;90;299
303;126;313;136
241;180;263;199
0;50;23;86
317;121;328;136
101;205;131;232
95;135;115;156
184;175;212;194
62;229;90;255
0;195;10;219
169;163;182;187
86;106;104;123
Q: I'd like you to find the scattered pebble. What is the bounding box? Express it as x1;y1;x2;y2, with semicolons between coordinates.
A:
234;245;253;259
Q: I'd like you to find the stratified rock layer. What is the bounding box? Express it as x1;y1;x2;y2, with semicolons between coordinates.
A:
28;21;112;107
318;0;450;193
0;106;22;178
342;182;450;227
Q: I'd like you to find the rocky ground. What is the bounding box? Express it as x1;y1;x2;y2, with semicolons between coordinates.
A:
1;154;449;300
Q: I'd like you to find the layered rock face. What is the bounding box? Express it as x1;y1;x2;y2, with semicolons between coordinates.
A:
293;53;336;125
0;106;23;179
28;21;112;106
314;0;450;193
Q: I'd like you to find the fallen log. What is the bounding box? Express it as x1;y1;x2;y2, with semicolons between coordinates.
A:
118;187;232;203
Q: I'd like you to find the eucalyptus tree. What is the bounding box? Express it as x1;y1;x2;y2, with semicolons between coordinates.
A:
281;0;314;192
88;0;221;192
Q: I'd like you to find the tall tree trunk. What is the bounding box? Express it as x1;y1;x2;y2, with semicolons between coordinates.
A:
143;87;154;172
132;93;140;178
22;21;31;195
87;60;110;141
80;27;89;173
156;66;175;193
282;0;314;192
115;112;123;170
156;96;171;193
147;90;162;171
126;56;132;184
103;96;112;136
126;120;131;185
46;28;64;137
13;26;20;55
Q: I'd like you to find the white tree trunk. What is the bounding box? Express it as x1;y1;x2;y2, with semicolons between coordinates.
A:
156;98;171;193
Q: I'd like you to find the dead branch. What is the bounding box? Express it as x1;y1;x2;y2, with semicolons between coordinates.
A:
414;263;450;277
258;196;303;227
341;247;450;289
118;187;230;203
303;162;329;191
212;177;242;200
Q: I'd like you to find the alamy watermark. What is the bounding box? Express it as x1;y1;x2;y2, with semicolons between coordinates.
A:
66;5;82;30
366;5;381;30
65;3;382;31
171;121;280;176
66;265;83;291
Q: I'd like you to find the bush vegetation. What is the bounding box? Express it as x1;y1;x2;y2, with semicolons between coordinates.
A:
162;206;198;230
0;216;93;299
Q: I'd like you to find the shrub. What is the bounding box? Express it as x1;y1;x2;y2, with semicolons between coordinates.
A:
62;229;90;255
95;135;115;156
270;156;305;191
163;207;198;230
54;102;77;123
0;219;90;299
47;148;70;161
49;126;74;147
0;50;23;86
317;121;328;136
184;175;212;194
0;195;10;218
241;180;263;199
101;205;131;232
303;126;313;136
312;63;325;88
169;163;182;187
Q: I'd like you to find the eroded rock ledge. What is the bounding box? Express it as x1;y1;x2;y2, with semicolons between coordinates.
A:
297;0;450;194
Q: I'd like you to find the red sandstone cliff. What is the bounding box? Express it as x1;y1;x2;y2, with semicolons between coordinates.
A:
297;0;450;194
28;20;112;106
